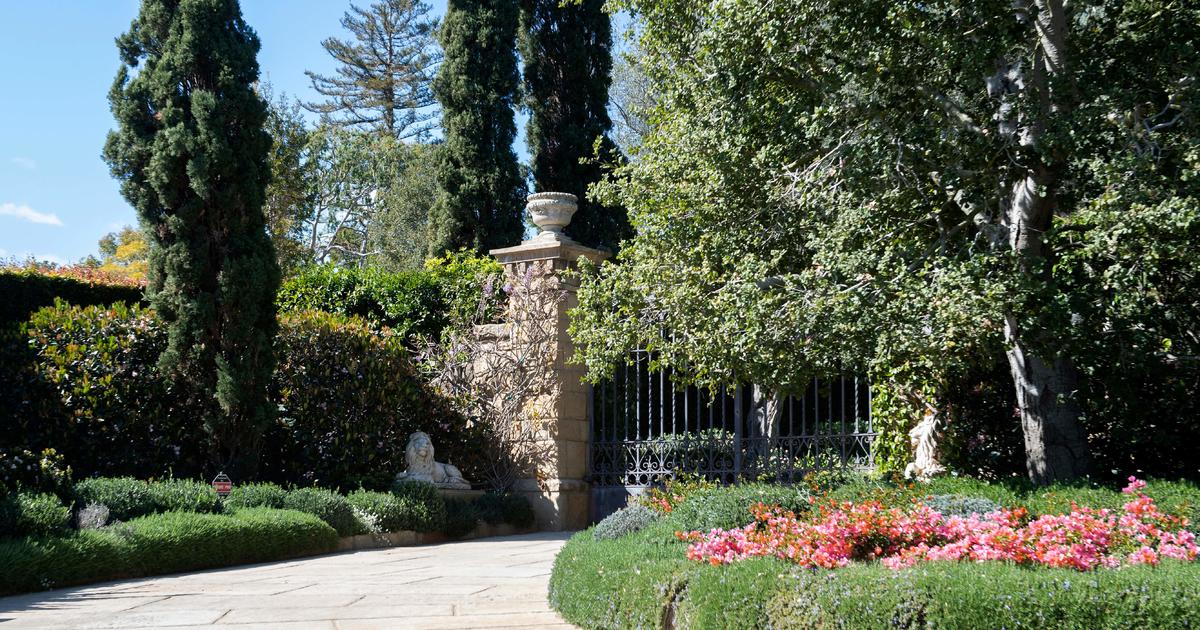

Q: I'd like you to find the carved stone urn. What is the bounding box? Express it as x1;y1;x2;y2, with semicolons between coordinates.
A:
526;192;578;239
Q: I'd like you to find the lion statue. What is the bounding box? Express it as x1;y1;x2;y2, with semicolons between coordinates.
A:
394;431;470;489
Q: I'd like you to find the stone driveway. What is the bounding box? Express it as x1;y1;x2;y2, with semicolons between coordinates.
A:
0;532;576;629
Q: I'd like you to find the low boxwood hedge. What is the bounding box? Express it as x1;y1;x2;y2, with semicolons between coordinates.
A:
0;508;337;596
283;487;360;536
0;492;71;538
552;481;1200;629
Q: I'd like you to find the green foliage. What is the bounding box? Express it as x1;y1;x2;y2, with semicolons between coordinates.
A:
9;302;478;490
74;477;156;522
428;0;527;256
103;0;281;478
277;265;445;338
347;489;431;533
423;251;505;326
0;270;143;329
146;479;221;514
0;508;336;596
519;0;628;251
268;310;473;489
283;487;360;536
440;498;479;538
223;482;287;510
549;530;691;630
552;481;1200;629
577;0;1200;483
0;448;74;500
667;483;811;532
593;503;659;540
765;562;1200;630
0;493;71;539
924;495;1002;518
472;493;535;528
391;480;448;532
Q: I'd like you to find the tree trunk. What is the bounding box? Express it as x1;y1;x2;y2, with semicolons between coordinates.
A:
994;0;1089;484
747;385;780;470
1004;315;1090;483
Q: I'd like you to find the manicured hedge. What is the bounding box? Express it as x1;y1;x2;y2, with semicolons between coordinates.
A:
0;269;144;328
276;265;446;338
0;508;337;596
551;480;1200;629
73;477;221;522
4;302;479;489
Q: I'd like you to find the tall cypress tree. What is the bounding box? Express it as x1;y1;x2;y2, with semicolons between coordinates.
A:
103;0;280;478
427;0;526;255
520;0;628;251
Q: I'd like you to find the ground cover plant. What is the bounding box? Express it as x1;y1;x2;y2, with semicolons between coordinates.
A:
551;475;1200;629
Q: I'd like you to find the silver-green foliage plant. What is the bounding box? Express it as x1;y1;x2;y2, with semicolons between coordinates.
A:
925;494;1002;519
593;503;658;540
574;0;1200;484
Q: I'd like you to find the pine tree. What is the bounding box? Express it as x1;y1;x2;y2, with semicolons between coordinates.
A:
520;0;628;251
427;0;526;255
103;0;280;479
306;0;440;140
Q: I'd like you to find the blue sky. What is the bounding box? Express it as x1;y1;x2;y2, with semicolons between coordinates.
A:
0;1;454;264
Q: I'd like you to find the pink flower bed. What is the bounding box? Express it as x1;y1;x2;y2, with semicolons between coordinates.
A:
679;477;1198;571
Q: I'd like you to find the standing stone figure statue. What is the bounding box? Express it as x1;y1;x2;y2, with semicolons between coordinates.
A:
395;431;471;489
904;408;946;481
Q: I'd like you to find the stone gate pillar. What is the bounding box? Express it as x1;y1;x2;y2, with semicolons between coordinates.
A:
489;192;609;530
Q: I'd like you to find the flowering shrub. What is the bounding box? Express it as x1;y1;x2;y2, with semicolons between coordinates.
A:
680;477;1198;571
641;473;717;514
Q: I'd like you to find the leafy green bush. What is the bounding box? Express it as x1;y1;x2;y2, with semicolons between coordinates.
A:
223;482;287;510
147;479;221;514
0;492;71;538
472;493;535;528
283;487;360;536
441;498;479;538
12;303;208;479
668;483;811;532
0;508;337;596
8;303;481;490
0;269;144;329
346;490;412;533
276;265;445;338
422;251;504;326
265;311;477;489
74;477;155;521
593;504;659;540
391;481;447;532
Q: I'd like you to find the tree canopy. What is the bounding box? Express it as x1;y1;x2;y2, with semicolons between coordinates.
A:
427;0;527;255
305;0;440;140
573;0;1200;483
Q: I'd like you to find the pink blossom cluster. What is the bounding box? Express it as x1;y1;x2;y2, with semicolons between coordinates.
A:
680;477;1198;571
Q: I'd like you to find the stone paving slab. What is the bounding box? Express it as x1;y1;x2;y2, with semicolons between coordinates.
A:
0;532;576;629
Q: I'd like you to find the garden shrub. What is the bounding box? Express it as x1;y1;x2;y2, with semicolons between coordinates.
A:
593;504;659;540
12;303;208;479
924;494;1001;517
74;477;155;521
265;310;477;490
283;487;360;536
391;481;447;532
276;265;445;338
0;492;71;538
441;498;479;538
472;493;535;528
668;483;811;532
223;482;287;510
7;303;481;490
76;503;110;529
0;267;144;329
147;478;221;514
0;508;337;596
346;490;414;533
422;251;505;326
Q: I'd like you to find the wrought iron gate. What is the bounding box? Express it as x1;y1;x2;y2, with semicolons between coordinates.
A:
588;349;876;520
